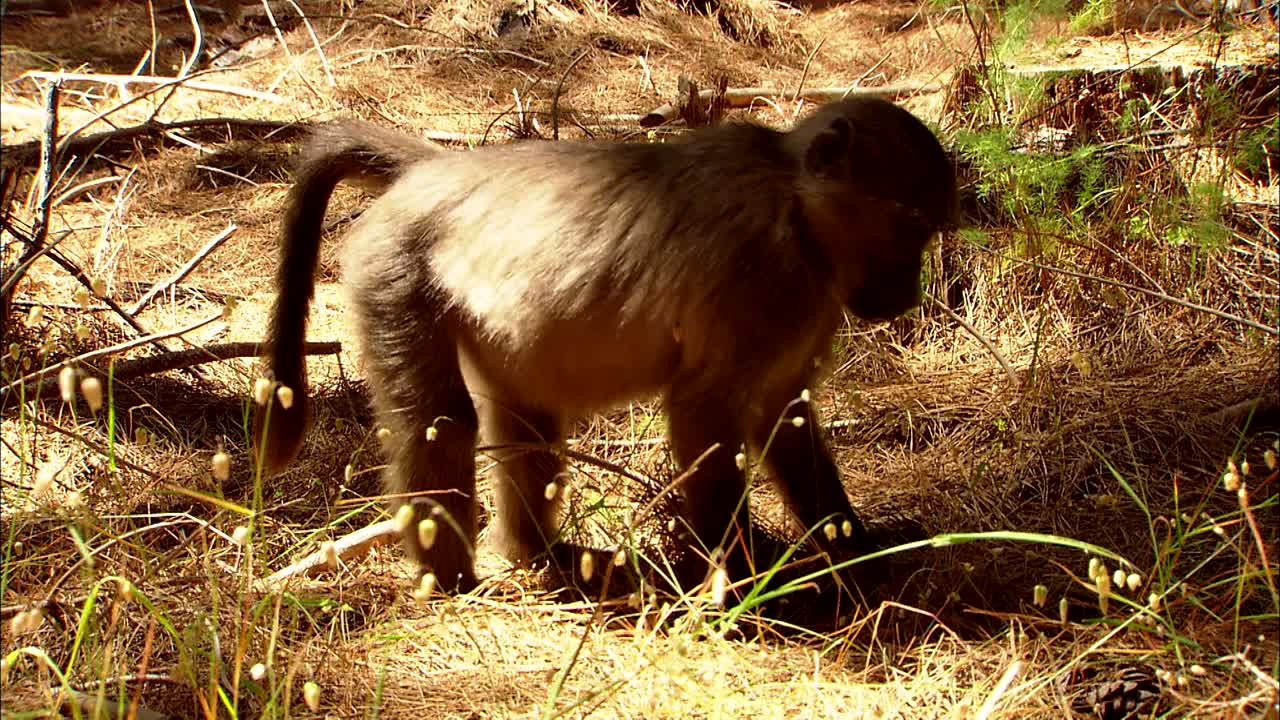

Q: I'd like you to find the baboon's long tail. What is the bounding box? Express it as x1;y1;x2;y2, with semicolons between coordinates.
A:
256;120;440;474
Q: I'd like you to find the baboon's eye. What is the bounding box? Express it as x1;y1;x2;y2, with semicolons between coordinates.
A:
886;203;936;249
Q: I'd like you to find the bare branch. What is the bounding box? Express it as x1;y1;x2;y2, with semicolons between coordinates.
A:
1;312;223;399
130;224;238;316
928;295;1019;387
257;519;400;590
5;340;342;402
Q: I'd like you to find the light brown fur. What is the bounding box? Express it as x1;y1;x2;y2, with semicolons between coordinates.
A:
258;100;957;593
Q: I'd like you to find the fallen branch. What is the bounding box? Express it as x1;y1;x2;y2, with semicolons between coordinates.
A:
4;311;219;400
640;83;942;128
22;70;283;103
4;340;341;402
1;117;307;174
257;519;400;590
1;116;475;176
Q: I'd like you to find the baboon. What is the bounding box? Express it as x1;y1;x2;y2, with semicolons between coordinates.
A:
258;98;957;594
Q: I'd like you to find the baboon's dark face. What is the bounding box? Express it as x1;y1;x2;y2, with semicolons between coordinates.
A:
793;98;955;324
842;202;934;322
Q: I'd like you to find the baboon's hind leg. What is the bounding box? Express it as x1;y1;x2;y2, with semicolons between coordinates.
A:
356;281;480;592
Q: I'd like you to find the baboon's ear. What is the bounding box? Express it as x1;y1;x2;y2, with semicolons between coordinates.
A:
803;116;854;179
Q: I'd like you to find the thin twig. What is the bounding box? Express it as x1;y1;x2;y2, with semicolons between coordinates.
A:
974;246;1279;337
975;659;1024;720
22;70;282;104
285;0;336;86
40;249;193;362
31;82;59;256
130;224;238;316
792;37;827;103
849;54;891;91
11;299;113;312
552;50;591;142
2;117;305;173
177;0;206;80
1;82;60;343
928;295;1019;387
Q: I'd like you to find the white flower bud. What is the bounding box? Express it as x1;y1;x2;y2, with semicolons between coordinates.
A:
303;681;321;712
212;451;231;482
252;377;273;406
413;573;437;603
417;518;438;551
710;566;728;607
80;377;103;412
58;365;77;404
34;460;58;496
394;504;415;533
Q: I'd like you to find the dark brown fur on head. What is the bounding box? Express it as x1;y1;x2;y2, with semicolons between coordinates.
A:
257;100;957;596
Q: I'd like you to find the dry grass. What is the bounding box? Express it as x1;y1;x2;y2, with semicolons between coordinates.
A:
2;0;1278;717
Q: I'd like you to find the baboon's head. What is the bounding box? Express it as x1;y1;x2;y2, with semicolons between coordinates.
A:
791;97;957;323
